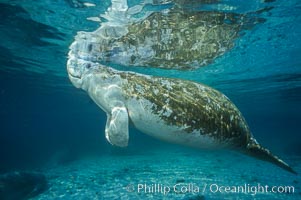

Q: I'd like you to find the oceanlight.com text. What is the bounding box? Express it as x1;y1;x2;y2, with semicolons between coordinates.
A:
209;183;295;195
124;183;295;196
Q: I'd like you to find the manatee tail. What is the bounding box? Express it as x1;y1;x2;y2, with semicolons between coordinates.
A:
245;137;297;175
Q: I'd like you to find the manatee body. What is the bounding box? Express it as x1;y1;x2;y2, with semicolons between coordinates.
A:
67;34;296;174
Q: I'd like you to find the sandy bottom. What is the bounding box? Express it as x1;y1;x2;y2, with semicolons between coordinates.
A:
33;147;301;200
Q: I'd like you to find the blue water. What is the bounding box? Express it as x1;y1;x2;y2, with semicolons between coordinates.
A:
0;0;301;199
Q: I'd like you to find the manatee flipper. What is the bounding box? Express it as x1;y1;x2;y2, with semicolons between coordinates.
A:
246;138;297;174
105;107;129;147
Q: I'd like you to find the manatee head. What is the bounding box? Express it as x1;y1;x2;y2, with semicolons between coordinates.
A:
67;57;95;88
67;32;98;88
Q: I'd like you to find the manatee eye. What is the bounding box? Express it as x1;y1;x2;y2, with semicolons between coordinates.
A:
86;63;91;69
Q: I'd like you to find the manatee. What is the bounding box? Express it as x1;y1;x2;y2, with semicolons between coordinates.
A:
66;32;296;174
